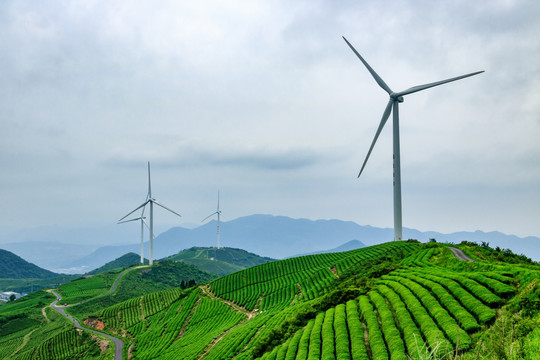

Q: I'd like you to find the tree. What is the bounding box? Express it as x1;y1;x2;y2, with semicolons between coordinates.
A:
9;294;16;302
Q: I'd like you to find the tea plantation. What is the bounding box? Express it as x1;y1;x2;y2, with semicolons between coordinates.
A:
1;240;539;359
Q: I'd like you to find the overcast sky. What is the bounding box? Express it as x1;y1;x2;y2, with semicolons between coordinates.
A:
1;0;539;241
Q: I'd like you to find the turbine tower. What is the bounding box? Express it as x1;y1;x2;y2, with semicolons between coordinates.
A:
119;162;182;265
343;36;483;241
118;216;148;264
202;191;222;249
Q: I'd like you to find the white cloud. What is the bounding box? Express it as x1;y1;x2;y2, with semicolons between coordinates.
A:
0;0;538;239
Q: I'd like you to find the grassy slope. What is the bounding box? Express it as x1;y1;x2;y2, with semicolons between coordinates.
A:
67;260;216;319
0;259;215;359
87;252;149;275
102;241;540;360
0;290;112;360
0;274;79;294
5;240;540;360
88;241;420;358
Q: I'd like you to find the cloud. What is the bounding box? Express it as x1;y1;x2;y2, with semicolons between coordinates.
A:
0;0;538;239
104;142;330;171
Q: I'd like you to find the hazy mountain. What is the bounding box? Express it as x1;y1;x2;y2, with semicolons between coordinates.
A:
3;214;539;274
0;223;169;271
155;215;371;259
0;249;59;279
0;241;97;272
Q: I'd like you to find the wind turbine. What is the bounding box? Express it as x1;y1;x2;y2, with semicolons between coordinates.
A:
118;216;148;264
119;162;182;265
117;180;151;264
342;36;483;242
202;191;222;250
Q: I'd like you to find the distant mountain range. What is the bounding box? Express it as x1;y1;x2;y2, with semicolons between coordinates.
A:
1;214;539;273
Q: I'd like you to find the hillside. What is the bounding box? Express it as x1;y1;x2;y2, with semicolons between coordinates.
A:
87;252;149;275
61;260;217;321
1;240;539;359
58;260;215;306
0;249;58;279
0;249;77;294
165;247;275;276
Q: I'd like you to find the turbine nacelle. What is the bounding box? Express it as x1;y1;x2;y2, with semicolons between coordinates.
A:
390;93;404;102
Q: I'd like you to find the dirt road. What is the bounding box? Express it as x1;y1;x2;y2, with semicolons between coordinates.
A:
449;247;475;261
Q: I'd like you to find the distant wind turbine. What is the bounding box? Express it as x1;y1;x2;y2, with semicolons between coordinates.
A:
117;216;148;264
342;36;483;242
119;162;182;265
202;191;222;249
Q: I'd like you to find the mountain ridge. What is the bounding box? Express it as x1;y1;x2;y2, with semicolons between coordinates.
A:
0;249;59;280
2;214;538;274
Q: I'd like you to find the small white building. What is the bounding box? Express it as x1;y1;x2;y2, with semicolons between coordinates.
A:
0;291;22;301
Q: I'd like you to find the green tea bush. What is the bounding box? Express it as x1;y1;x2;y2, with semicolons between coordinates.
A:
358;296;388;360
368;291;406;360
333;304;351;360
321;308;335;360
375;285;423;356
383;275;471;350
392;270;479;333
345;300;369;360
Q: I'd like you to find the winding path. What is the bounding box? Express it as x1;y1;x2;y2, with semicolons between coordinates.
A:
50;290;124;359
448;247;475;262
197;285;260;359
48;265;149;360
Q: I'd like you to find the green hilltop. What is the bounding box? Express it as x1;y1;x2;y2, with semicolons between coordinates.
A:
0;248;78;295
1;240;539;359
87;252;149;275
0;249;58;280
165;246;275;276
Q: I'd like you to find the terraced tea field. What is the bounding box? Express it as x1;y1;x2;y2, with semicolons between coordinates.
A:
2;240;539;359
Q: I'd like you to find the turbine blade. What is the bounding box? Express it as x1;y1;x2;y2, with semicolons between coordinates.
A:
202;212;218;222
118;200;150;222
141;218;149;229
342;36;392;95
396;71;484;97
118;217;142;224
358;99;393;177
141;204;146;217
152;199;182;218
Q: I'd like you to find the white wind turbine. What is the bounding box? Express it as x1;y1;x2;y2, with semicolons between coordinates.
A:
119;162;182;265
202;191;222;250
117;216;148;264
343;36;483;242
